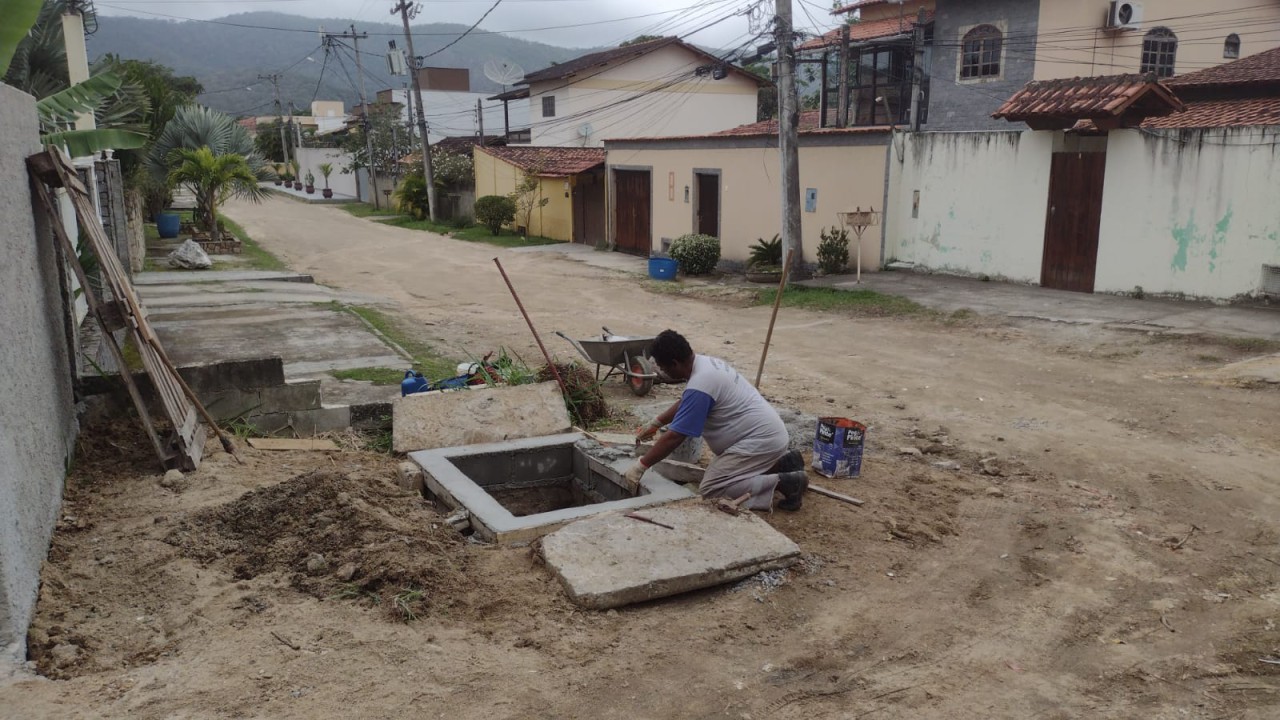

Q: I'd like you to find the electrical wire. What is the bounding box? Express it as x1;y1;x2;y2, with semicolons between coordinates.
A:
419;0;503;59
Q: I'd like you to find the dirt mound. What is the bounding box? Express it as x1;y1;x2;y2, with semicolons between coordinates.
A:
165;470;470;620
539;362;608;425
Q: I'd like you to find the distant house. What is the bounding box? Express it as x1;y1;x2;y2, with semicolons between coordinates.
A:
605;112;889;263
489;37;768;147
883;47;1280;299
473;146;606;243
378;67;523;145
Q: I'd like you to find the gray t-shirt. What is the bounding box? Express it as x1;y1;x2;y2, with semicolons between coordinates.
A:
671;355;789;457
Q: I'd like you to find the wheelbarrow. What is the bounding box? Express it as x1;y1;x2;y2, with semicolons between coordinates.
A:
555;326;658;396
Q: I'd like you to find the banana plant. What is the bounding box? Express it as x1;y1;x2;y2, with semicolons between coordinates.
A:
0;0;43;78
35;71;147;156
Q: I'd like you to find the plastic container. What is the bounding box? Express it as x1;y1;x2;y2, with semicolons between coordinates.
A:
648;257;678;280
156;212;180;239
400;370;428;397
812;417;866;478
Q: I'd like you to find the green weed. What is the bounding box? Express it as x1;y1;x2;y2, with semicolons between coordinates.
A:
376;216;562;248
392;587;425;622
754;286;926;317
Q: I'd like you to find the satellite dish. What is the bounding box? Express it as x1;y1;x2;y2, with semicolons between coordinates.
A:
483;58;526;89
577;123;594;138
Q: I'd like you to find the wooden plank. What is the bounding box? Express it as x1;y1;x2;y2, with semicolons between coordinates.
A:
26;173;170;468
809;483;865;507
247;438;340;451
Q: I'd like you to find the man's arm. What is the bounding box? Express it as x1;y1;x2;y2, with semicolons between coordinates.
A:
639;429;686;470
637;399;682;440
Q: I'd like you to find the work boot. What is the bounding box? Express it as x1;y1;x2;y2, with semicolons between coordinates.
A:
775;470;808;511
768;449;804;474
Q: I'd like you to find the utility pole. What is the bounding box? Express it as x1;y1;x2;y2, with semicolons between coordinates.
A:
836;23;850;128
286;99;296;170
909;7;926;132
775;0;803;276
477;98;485;145
258;73;291;167
392;0;439;221
326;26;381;208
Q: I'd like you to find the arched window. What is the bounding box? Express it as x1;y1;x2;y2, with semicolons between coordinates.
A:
1224;33;1241;59
1141;27;1178;78
960;24;1002;79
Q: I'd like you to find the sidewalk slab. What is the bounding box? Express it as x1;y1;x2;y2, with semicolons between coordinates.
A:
541;500;801;609
134;270;314;285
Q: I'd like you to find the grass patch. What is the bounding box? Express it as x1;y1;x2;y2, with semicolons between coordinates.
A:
754;285;926;317
341;202;402;218
377;216;563;248
1145;332;1280;355
1218;336;1280;354
328;302;456;381
220;217;287;271
331;367;409;386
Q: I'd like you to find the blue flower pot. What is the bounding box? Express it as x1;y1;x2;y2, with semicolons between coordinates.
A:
156;213;180;239
648;257;678;281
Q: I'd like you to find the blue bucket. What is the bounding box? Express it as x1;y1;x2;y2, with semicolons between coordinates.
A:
649;257;678;280
156;213;180;239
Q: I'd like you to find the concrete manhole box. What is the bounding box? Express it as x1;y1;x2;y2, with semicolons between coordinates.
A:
410;433;694;543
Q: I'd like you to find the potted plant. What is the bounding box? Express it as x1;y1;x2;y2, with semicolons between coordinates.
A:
318;162;334;199
289;160;301;189
304;170;315;194
273;162;284;186
745;234;784;283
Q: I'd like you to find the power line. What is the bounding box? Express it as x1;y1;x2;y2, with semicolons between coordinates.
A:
419;0;502;59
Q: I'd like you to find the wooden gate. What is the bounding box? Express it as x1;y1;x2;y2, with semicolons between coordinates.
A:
695;172;719;238
613;169;651;256
573;169;606;245
1041;151;1106;293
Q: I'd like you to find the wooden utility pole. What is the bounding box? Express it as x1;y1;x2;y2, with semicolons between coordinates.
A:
837;23;851;128
775;0;803;276
477;98;484;145
327;26;381;208
258;73;291;167
392;0;439;221
909;7;927;131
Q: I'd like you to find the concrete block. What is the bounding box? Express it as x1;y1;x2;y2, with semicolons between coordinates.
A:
396;462;425;494
393;382;571;453
541;500;801;609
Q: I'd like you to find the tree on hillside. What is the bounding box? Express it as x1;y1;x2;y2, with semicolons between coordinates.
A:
745;62;777;121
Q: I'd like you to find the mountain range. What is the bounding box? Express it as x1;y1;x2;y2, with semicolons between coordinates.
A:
86;12;593;116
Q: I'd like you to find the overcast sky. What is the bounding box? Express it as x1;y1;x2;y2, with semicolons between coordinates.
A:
95;0;838;50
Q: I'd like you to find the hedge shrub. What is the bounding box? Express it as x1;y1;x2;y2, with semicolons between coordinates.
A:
668;233;720;275
475;195;516;235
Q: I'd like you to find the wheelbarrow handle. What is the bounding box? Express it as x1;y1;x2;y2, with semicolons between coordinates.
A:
555;331;591;362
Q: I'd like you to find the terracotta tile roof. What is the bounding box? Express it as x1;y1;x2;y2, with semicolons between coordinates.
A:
993;74;1183;129
798;11;932;51
604;111;890;143
476;145;605;177
1166;46;1280;88
521;37;767;88
1140;97;1280;128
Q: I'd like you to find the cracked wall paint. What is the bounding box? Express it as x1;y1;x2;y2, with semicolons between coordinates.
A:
1169;206;1232;274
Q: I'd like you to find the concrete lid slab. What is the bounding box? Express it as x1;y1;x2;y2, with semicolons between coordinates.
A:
541;500;801;610
393;381;572;453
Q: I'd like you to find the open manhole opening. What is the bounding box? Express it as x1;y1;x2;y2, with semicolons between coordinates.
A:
446;441;646;518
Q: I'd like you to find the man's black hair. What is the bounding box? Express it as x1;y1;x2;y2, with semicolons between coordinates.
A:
650;329;693;367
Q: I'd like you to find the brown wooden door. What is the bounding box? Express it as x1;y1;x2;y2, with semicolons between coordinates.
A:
573;169;605;245
695;172;719;237
614;169;651;256
1041;151;1106;293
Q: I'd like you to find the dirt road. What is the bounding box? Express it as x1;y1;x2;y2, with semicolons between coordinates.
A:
6;196;1279;718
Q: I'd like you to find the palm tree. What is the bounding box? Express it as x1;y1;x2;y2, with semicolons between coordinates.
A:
148;105;269;183
166;147;267;242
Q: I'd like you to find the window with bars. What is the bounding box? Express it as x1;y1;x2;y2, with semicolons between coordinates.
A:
541;95;556;117
1141;27;1178;78
960;24;1002;80
1224;33;1241;59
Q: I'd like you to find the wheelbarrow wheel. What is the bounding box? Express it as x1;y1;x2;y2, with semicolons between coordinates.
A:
627;356;656;397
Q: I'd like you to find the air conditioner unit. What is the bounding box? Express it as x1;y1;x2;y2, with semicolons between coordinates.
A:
1106;1;1143;30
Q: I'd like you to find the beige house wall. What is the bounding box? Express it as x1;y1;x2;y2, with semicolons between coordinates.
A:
1034;0;1280;80
472;149;574;241
528;45;759;148
606;137;889;267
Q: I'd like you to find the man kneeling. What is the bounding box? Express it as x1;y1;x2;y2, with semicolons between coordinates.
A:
623;330;807;511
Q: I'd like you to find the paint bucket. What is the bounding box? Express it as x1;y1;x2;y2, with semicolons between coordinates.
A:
812;417;866;478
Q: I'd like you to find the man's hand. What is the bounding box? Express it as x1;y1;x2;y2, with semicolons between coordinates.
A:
635;419;662;442
623;461;647;495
